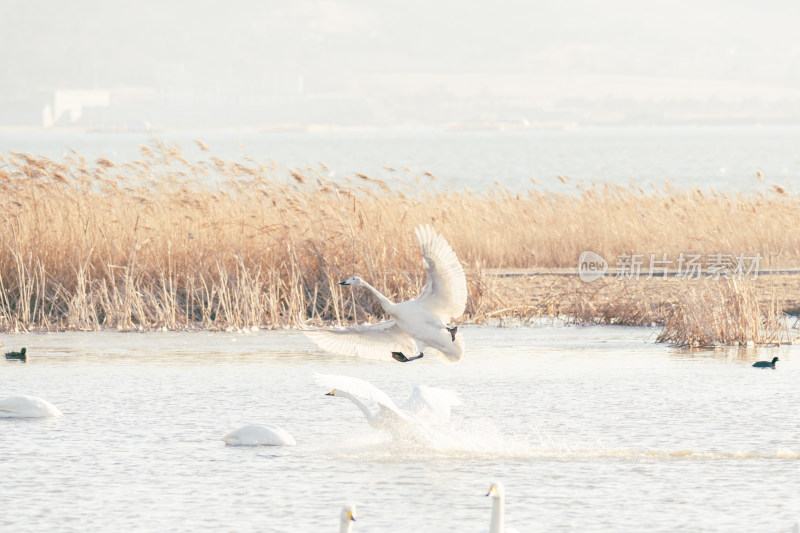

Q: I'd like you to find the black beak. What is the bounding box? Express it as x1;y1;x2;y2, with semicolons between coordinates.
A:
325;392;334;396
351;517;356;522
339;281;348;285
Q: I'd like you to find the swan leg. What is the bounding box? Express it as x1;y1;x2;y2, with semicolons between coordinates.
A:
391;351;424;363
446;326;457;341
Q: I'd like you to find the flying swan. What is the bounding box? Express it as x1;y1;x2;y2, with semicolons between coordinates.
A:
317;373;461;432
0;395;63;418
305;225;467;363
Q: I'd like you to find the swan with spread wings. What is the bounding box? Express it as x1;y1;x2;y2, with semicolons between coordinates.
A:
305;225;467;363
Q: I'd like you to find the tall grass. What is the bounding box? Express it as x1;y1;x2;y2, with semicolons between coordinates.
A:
656;279;792;347
0;141;799;332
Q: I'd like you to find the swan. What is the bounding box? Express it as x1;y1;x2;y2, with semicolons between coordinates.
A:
339;504;357;533
0;395;62;418
485;481;520;533
305;225;467;363
752;356;779;368
4;347;26;362
317;373;461;431
222;424;296;446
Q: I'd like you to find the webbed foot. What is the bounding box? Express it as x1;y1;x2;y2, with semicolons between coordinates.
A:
446;326;457;341
391;351;424;363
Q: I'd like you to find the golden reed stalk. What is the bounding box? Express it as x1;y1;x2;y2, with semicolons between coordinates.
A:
0;142;798;341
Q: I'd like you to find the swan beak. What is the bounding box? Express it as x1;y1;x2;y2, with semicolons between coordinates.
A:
326;389;335;396
348;511;356;522
339;281;349;286
486;487;495;497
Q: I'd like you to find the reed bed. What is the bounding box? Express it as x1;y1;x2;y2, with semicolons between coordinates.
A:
656;279;792;347
1;140;799;336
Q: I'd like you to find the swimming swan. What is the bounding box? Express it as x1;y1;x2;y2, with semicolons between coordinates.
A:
485;481;520;533
339;504;357;533
305;225;467;363
222;424;296;446
0;395;62;418
317;373;461;431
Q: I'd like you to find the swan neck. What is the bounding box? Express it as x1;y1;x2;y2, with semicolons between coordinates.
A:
339;519;353;533
490;496;504;533
340;391;377;425
361;281;396;313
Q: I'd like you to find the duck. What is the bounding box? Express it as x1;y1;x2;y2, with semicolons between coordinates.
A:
752;356;779;368
4;347;26;362
0;395;62;418
305;225;467;363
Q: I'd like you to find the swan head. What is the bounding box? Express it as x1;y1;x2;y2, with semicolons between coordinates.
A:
340;504;357;523
339;276;365;287
486;481;505;499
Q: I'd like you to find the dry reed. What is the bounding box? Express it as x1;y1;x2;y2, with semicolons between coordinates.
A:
656;279;792;346
1;142;799;335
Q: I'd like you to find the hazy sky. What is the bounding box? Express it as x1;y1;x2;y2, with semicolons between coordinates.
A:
2;0;799;102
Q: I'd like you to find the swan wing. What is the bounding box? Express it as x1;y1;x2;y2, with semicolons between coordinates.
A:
314;373;408;420
414;225;467;319
401;385;462;424
304;319;417;361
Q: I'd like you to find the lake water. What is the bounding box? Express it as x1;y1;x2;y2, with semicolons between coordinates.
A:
2;126;800;192
2;325;799;532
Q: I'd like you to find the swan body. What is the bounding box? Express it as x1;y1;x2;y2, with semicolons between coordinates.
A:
485;481;520;533
305;225;467;363
0;395;62;418
339;504;357;533
222;424;296;446
317;373;461;432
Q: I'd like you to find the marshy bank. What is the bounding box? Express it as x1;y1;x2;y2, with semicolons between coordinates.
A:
0;142;798;345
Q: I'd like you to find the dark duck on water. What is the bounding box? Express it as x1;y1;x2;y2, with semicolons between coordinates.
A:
4;347;26;362
752;356;778;368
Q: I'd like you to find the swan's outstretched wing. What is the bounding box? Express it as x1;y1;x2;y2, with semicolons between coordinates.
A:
314;373;408;421
304;319;417;361
414;225;467;319
401;385;462;425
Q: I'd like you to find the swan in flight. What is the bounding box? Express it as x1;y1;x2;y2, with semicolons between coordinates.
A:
305;225;467;363
0;395;62;418
485;481;520;533
317;373;461;432
222;424;296;446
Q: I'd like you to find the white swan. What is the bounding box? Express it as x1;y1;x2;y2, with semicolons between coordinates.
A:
484;481;521;533
222;424;296;446
305;225;467;363
339;504;357;533
0;395;62;418
317;373;461;431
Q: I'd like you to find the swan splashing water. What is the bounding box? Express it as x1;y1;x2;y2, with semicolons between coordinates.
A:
305;225;467;363
317;373;461;436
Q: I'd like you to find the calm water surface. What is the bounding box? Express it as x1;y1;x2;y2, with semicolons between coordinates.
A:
2;127;800;192
1;325;799;532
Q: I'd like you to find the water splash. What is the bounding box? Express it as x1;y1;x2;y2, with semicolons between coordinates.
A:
316;417;800;462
